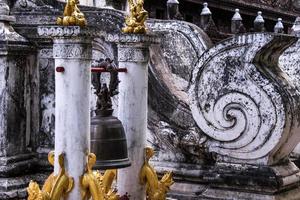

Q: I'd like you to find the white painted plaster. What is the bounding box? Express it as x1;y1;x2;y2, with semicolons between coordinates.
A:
117;61;148;199
116;42;151;200
53;38;92;200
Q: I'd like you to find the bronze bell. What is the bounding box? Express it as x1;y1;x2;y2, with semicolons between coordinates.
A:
91;109;130;170
90;58;130;170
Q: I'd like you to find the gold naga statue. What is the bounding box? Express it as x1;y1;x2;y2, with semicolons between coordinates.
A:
57;0;87;27
27;152;74;200
122;0;148;34
139;147;174;200
81;153;119;200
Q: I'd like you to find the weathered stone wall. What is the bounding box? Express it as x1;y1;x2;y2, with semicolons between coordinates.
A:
0;3;48;198
10;2;214;170
4;1;300;199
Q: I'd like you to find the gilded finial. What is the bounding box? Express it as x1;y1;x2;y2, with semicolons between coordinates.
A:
139;147;174;200
122;0;148;34
57;0;87;27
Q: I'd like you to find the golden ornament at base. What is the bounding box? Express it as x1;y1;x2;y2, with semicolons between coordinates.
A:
122;0;148;34
57;0;87;27
81;153;119;200
139;147;174;200
27;151;74;200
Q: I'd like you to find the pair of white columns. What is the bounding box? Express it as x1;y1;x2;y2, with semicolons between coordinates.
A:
40;26;158;199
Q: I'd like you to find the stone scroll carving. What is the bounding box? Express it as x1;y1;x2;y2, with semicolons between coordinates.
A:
189;33;300;165
146;20;213;163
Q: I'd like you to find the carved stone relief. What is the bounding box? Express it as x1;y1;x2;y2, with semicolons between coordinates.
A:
53;42;92;59
189;33;300;165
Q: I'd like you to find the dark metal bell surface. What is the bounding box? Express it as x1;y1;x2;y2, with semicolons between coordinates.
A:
90;109;131;170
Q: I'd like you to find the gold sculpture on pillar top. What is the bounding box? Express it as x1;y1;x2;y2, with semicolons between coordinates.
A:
57;0;87;27
81;153;119;200
139;147;174;200
122;0;148;34
27;152;74;200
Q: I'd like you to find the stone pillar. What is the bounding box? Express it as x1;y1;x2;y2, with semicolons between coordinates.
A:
107;34;159;199
38;26;92;200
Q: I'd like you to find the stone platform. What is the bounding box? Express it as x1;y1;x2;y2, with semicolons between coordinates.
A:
154;161;300;200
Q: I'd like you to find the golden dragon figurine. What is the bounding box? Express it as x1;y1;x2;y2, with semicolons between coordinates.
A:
27;152;74;200
122;0;148;34
57;0;87;27
139;147;174;200
81;153;119;200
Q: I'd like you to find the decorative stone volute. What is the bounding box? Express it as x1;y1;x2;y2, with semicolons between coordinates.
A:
189;33;300;165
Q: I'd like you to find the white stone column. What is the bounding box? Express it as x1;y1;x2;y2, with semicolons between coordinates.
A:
38;26;92;200
107;34;159;199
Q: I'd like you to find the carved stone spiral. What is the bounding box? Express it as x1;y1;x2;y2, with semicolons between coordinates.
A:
189;33;300;165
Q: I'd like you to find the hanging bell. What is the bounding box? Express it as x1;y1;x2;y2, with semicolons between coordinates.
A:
91;109;131;170
90;58;130;170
